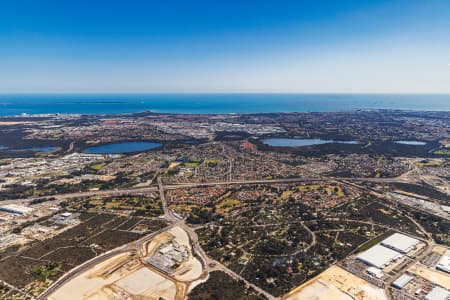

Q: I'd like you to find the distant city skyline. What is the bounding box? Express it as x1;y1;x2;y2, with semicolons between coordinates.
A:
0;0;449;93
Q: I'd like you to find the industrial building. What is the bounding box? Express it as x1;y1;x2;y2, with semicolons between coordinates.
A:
147;241;189;274
436;253;450;274
392;274;413;289
366;266;384;278
442;205;450;215
424;286;450;300
356;244;403;269
381;233;420;254
0;204;34;216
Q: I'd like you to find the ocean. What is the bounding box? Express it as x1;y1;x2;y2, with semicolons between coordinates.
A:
0;94;449;116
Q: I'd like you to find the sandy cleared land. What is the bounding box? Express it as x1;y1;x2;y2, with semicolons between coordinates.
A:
49;253;132;300
168;226;203;282
168;226;190;245
283;266;388;300
49;226;205;300
142;232;172;256
408;263;450;289
285;280;354;300
174;257;203;282
432;245;448;255
49;255;178;300
114;267;177;299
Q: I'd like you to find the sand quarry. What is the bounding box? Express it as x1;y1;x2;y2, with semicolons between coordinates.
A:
48;226;205;300
282;265;388;300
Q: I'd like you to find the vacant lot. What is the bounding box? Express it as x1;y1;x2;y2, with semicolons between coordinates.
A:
0;212;166;295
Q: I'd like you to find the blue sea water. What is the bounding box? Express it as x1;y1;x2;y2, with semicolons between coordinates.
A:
0;94;449;115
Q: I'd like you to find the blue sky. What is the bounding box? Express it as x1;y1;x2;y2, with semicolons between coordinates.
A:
0;0;449;93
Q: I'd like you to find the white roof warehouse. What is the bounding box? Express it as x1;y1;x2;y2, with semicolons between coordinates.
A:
357;244;403;269
424;286;450;300
357;233;422;269
381;233;420;254
0;204;34;216
437;253;450;274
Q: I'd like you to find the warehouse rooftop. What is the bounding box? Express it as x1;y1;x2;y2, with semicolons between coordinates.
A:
356;244;403;269
381;233;420;254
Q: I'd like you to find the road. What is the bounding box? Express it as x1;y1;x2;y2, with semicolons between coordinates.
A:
179;215;277;300
0;279;34;299
383;239;434;299
157;175;171;219
1;175;412;207
64;141;75;154
37;249;131;300
39;176;278;300
37;225;171;300
159;175;277;299
25;174;449;299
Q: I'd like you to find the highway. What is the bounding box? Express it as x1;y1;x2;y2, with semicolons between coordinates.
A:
37;225;171;300
38;176;279;300
2;175;411;207
22;174;450;299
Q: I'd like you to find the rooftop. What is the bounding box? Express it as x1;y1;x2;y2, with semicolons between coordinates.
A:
424;286;450;300
381;233;420;254
392;274;413;289
356;244;403;269
437;254;450;274
0;204;34;215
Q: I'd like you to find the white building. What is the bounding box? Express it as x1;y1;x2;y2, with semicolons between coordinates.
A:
0;204;34;216
424;286;450;300
436;253;450;274
367;266;384;278
159;244;174;255
356;244;403;269
392;274;413;289
381;233;420;254
442;205;450;215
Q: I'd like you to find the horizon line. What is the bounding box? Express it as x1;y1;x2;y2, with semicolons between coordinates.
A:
1;91;450;96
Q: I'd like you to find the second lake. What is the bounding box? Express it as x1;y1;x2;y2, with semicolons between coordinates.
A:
84;141;162;154
263;138;359;147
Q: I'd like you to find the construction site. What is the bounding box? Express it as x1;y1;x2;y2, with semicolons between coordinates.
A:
47;226;206;300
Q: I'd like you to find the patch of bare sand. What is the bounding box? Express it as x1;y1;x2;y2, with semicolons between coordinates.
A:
143;232;172;256
48;253;132;300
173;257;203;282
168;226;190;245
409;263;450;289
169;226;203;282
283;266;388;300
113;267;177;299
432;245;448;255
48;254;178;300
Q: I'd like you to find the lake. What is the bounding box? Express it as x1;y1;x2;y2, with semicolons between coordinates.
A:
0;146;56;152
394;141;427;146
84;141;162;154
22;146;56;152
263;138;358;147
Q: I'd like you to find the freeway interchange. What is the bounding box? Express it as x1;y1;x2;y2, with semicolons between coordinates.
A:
33;174;448;300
